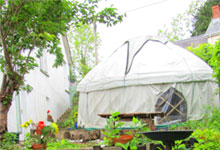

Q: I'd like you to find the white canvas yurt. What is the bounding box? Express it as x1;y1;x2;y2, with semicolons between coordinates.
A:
76;36;219;128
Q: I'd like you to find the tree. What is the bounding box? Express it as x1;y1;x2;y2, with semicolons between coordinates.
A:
68;24;101;81
90;7;125;64
192;0;220;36
158;0;205;41
0;0;124;136
187;39;220;91
158;0;220;41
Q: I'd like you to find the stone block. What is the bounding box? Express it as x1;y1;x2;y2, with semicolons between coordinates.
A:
103;146;122;150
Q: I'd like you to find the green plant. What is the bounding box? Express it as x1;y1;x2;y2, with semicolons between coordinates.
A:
131;117;151;145
23;122;59;148
61;107;78;129
172;140;190;150
0;132;19;150
115;117;151;150
192;128;220;150
101;111;125;146
171;106;220;149
187;38;220;92
23;132;39;149
47;139;77;150
21;117;59;146
182;106;220;130
209;39;220;90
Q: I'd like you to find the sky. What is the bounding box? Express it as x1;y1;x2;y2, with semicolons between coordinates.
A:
97;0;194;60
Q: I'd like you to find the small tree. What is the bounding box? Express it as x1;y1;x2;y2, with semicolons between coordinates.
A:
68;24;101;81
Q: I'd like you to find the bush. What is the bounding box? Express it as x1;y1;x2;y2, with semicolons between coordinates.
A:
0;132;19;150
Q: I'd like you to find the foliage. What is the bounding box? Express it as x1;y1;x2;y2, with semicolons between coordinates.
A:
158;0;205;41
68;24;99;81
182;106;220;130
115;117;151;150
209;39;220;89
0;0;124;135
158;0;220;40
59;104;79;129
130;117;151;146
172;140;190;150
0;132;18;150
172;106;220;150
187;38;220;90
192;128;220;149
47;139;77;150
192;0;220;36
0;0;73;97
101;111;125;146
187;43;213;64
23;132;39;149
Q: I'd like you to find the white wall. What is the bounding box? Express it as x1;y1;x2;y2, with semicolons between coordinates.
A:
7;39;71;140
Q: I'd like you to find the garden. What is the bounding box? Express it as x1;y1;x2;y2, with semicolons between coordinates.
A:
1;106;220;150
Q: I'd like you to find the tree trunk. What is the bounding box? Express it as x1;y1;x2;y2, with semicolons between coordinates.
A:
0;75;17;138
93;21;98;65
0;102;10;138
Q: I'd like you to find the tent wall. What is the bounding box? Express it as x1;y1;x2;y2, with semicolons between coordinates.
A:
78;81;219;128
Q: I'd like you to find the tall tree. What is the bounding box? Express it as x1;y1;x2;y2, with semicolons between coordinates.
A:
0;0;124;137
192;0;220;36
77;4;125;64
158;0;220;40
68;24;101;81
158;0;205;41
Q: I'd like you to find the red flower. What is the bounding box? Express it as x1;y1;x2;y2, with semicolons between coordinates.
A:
47;110;50;113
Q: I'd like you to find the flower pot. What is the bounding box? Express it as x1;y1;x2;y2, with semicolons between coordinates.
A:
113;135;133;144
32;144;46;150
35;129;41;135
47;114;53;122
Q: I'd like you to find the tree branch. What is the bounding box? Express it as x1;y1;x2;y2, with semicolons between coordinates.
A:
0;22;14;73
5;0;25;38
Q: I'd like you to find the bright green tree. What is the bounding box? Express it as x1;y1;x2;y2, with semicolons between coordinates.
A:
0;0;124;136
68;24;101;81
187;39;220;91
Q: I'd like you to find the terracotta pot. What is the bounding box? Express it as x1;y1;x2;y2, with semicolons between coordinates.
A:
35;129;41;135
32;144;46;150
47;114;54;122
113;135;133;144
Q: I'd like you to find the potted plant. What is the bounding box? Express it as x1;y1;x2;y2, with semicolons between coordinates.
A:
21;111;59;149
47;110;54;122
115;117;152;150
101;111;133;147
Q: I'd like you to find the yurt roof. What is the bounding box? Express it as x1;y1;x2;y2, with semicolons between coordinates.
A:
77;36;213;92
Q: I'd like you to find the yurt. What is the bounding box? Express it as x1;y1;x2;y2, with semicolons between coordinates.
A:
76;36;219;128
